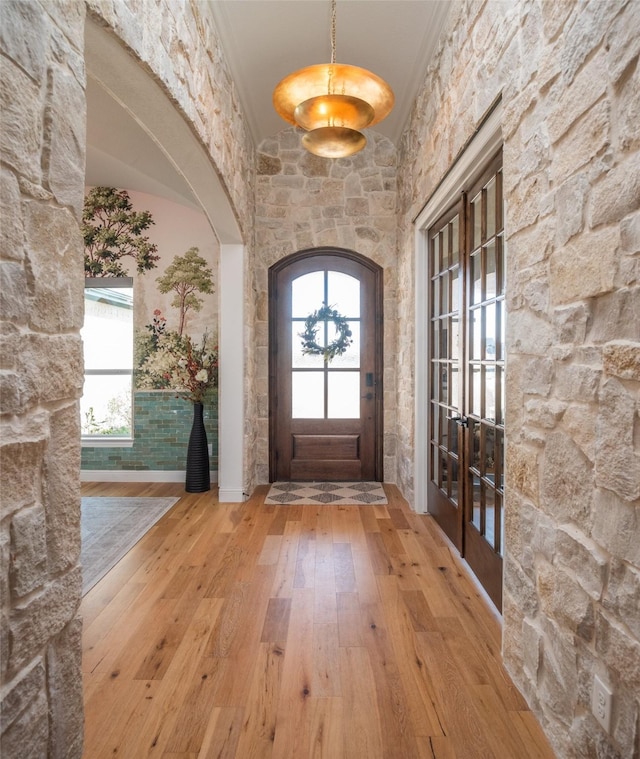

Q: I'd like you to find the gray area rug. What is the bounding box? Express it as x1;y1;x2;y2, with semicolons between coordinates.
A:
81;496;179;595
265;482;387;505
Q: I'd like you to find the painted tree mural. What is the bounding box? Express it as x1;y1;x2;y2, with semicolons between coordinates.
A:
83;186;159;276
156;247;214;336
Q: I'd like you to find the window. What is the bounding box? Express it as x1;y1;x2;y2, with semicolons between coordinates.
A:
81;277;134;440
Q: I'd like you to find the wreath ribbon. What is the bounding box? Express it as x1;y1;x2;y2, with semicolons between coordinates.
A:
299;303;353;363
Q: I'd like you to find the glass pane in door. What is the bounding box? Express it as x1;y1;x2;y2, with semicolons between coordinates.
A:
291;269;361;420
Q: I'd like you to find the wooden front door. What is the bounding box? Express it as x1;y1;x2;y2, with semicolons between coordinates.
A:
428;150;505;610
269;248;383;482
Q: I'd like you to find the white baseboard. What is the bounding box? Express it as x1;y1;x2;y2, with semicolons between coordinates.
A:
218;487;246;503
80;470;218;483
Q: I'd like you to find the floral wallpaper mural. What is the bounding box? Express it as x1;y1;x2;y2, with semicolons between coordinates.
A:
135;247;217;401
81;187;220;478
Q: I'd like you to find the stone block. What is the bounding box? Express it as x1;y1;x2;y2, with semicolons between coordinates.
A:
22;334;84;409
0;437;47;519
0;659;45;731
606;1;640;84
595;378;640;501
602;340;640;381
541;431;593;527
589;287;640;344
506;217;555;270
345;197;369;217
0;0;48;82
595;610;640;687
0;690;49;758
299;152;330;178
556;524;609;600
538;563;595;640
47;617;84;758
10;504;47;597
548;48;608;144
505;553;540;619
521;357;554;397
589;152;640;228
555;364;601;403
0;168;23;262
541;0;573;42
508;310;555;356
522;617;543;680
539;617;580;721
592;488;640;567
8;567;81;672
23;201;84;332
553;303;590;345
0;56;42;182
550;226;619;305
603;560;640;641
257;153;281;175
0;263;29;326
616;60;640;154
43;403;81;574
554;172;593;244
524;398;567;429
506;442;539;501
560;404;597;463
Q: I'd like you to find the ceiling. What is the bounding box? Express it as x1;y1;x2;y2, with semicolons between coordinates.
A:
86;1;451;205
210;0;451;146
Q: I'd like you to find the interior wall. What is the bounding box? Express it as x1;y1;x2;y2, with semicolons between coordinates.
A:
85;0;257;494
2;1;254;754
397;1;640;757
80;190;220;476
253;128;399;485
0;1;86;756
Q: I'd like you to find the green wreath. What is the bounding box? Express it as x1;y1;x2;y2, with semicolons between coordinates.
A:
299;303;353;363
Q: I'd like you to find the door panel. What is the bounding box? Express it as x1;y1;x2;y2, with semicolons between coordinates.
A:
463;154;505;610
270;249;383;482
428;150;504;610
428;202;464;552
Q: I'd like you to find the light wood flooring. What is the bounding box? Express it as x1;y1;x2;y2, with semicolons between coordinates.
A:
81;482;556;759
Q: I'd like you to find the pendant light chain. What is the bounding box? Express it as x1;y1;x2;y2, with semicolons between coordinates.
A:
330;0;337;64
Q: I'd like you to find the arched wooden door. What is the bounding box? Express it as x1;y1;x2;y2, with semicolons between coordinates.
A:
269;248;383;481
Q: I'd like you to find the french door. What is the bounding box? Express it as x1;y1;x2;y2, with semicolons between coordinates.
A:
269;248;383;482
428;151;505;610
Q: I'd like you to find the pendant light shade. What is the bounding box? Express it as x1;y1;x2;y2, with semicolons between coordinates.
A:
302;126;367;158
272;1;394;157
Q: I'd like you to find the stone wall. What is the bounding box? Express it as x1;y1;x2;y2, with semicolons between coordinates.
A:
253;129;398;485
397;1;640;757
0;1;86;756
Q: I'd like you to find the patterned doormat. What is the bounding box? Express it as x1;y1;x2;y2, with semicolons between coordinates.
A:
265;482;387;505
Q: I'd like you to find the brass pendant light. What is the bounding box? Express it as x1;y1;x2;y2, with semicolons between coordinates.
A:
273;0;394;157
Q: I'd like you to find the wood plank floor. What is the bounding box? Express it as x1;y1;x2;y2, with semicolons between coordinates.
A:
80;482;556;759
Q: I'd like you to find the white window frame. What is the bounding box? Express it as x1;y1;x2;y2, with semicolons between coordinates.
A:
81;276;134;446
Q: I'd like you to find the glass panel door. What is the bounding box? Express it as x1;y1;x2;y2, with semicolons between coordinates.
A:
463;154;505;610
270;250;383;482
427;149;504;610
428;204;463;551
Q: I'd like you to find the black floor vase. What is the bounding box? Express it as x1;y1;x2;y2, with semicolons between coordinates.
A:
185;402;210;493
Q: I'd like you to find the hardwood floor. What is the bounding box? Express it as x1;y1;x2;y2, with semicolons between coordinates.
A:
80;482;556;759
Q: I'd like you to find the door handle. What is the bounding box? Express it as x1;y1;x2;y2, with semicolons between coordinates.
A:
361;392;374;401
449;415;469;428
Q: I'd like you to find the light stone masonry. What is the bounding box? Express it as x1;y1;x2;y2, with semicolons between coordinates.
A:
0;1;86;756
397;1;640;757
253;129;399;484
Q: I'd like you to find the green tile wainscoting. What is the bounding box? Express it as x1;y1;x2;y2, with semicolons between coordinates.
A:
81;391;218;473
